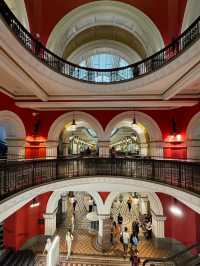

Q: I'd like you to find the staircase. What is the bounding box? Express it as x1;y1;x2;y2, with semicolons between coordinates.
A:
0;249;35;265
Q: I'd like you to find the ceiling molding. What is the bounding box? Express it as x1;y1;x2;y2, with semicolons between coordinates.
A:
162;60;200;100
16;100;198;111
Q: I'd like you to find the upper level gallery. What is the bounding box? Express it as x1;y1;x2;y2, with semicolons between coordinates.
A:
0;0;200;109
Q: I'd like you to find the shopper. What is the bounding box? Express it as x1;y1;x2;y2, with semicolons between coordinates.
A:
120;227;130;257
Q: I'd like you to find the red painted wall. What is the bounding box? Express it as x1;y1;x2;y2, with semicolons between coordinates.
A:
98;192;110;202
24;0;187;46
157;192;200;247
0;91;200;160
3;192;52;250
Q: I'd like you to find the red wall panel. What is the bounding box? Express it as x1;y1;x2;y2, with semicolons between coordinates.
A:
3;192;52;250
157;192;200;247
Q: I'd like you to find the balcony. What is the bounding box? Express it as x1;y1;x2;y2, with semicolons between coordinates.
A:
0;157;199;202
0;1;200;106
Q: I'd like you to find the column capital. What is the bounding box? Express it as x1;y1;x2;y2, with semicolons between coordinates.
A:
151;210;166;221
43;209;57;219
97;213;111;220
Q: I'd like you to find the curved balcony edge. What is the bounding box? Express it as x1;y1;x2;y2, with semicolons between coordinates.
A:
0;157;199;203
0;0;200;84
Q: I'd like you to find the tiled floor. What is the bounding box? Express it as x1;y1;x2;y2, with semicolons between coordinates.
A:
33;193;171;265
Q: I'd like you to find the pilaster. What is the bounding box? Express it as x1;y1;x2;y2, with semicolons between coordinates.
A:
97;214;112;250
98;141;110;158
187;139;200;160
44;209;57;236
151;210;166;238
6;138;26;160
149;141;164;159
46;140;58;159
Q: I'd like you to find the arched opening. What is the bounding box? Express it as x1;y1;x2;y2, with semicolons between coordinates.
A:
47;111;104;158
0;110;26;159
105;111;163;158
47;1;164;58
58;122;98;157
186;111;200;160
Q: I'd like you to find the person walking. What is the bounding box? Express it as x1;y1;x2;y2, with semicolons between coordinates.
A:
66;231;73;260
145;220;152;239
130;232;139;250
127;196;132;212
120;227;130;257
132;220;140;240
130;248;140;266
117;213;123;231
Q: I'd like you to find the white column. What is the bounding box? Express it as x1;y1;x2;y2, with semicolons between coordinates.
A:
140;143;148;156
98;141;110;157
97;214;112;250
61;194;68;213
187;139;200;160
151;210;166;238
44;210;57;236
139;197;149;215
63;142;69;157
149;141;164;159
6;138;26;159
46;140;58;159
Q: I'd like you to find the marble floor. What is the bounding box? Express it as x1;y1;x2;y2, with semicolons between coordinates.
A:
33;192;171;265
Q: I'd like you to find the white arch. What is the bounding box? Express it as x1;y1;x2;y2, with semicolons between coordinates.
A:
5;0;30;31
47;111;104;141
67;40;141;64
103;191;163;216
45;190;104;215
105;111;162;142
1;176;199;223
0;110;26;139
181;0;200;32
186;111;200;140
46;1;164;58
186;111;200;160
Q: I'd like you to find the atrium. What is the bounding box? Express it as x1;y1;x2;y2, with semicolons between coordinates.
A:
0;0;200;265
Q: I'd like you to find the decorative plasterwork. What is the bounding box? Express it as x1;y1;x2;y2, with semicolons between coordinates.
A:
46;1;164;57
67;40;141;65
15;101;198;110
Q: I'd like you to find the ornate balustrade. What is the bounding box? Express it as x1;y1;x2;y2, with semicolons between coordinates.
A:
0;157;199;201
0;1;200;84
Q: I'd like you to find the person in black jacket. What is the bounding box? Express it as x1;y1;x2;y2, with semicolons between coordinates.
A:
117;213;123;231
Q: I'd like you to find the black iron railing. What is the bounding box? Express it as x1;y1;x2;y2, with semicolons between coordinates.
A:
0;1;200;84
0;157;199;201
143;242;200;266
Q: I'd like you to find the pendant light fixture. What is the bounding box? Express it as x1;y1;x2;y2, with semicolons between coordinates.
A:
71;112;77;131
132;112;137;128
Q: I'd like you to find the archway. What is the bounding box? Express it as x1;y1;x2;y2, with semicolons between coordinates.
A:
47;111;104;158
105;111;163;158
5;0;30;31
44;190;104;236
186;111;200;160
181;0;200;32
46;1;164;58
0;110;26;159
